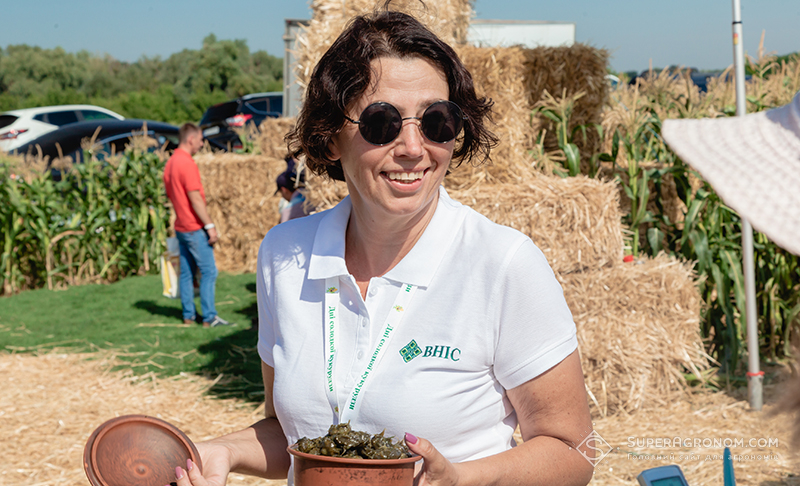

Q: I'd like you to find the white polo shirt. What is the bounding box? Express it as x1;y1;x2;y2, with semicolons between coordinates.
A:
257;186;577;468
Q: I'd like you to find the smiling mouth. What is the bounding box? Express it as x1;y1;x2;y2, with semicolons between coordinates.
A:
385;170;426;183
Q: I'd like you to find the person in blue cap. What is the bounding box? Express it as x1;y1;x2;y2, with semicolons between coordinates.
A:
275;156;313;223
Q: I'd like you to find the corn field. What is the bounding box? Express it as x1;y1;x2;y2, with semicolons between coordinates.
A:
0;146;168;295
535;49;800;375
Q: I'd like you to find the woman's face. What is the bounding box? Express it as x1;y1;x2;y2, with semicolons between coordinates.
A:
328;56;453;225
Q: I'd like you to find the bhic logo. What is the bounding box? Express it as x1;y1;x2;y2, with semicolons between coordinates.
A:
399;340;422;362
399;340;461;363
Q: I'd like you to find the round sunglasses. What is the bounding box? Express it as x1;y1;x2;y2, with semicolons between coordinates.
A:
344;100;467;146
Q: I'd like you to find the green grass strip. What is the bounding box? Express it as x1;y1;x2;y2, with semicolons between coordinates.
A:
0;272;264;401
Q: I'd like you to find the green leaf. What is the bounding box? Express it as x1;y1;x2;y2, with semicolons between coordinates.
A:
720;249;746;320
690;230;711;272
564;143;581;176
647;227;664;255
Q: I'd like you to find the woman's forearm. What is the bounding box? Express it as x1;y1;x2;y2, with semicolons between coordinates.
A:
205;417;290;480
455;435;593;486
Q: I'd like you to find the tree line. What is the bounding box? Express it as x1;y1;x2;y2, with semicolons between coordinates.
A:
0;34;283;125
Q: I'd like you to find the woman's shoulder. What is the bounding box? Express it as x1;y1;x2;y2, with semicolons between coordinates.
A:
258;208;329;263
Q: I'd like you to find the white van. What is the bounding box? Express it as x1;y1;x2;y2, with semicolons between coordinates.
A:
0;104;124;152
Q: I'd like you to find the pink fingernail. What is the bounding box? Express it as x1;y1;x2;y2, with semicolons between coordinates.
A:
405;432;418;444
175;467;184;479
187;459;193;471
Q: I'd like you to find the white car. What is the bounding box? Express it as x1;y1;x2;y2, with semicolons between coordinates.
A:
0;104;125;153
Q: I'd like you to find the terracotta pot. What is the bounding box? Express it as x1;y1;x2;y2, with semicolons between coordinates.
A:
84;415;202;486
288;444;419;486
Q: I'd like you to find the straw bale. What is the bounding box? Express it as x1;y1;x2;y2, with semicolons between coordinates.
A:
256;117;297;160
303;172;623;274
294;0;472;91
303;169;349;213
558;254;710;416
195;154;287;273
448;45;539;188
0;350;285;486
522;44;609;172
447;174;623;274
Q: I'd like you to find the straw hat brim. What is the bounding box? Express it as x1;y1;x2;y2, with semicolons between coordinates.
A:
662;92;800;256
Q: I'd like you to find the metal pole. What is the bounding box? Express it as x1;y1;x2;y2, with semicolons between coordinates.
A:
283;19;292;117
732;0;762;410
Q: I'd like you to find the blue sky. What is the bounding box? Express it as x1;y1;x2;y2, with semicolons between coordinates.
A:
0;0;797;73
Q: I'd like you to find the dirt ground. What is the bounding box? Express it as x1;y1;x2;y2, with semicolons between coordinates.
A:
1;350;798;485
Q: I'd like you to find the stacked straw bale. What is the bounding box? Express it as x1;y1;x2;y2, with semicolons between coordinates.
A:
450;45;537;187
556;254;708;416
522;44;609;168
294;0;472;91
447;174;623;275
195;153;287;273
446;44;610;186
256;117;297;159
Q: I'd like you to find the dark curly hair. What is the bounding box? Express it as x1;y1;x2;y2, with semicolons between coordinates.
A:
287;8;497;181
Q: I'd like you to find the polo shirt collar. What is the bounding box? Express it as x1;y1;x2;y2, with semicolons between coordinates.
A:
306;187;465;288
307;196;352;281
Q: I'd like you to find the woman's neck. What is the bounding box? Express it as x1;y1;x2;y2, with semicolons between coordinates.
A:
345;196;438;298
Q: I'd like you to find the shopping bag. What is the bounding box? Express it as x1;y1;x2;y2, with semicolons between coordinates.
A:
160;237;180;298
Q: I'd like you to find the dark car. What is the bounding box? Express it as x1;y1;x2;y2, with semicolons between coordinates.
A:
12;119;180;164
199;92;282;151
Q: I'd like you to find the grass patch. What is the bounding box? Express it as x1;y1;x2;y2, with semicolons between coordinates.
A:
0;273;264;401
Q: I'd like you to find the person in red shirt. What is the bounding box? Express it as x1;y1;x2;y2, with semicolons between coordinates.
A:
163;123;233;328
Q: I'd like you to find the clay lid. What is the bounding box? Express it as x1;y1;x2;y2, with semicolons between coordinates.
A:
84;415;202;486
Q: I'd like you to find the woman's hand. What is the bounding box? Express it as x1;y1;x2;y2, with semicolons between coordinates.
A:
405;433;460;486
175;441;232;486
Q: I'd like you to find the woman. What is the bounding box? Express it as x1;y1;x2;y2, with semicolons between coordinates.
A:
176;7;594;486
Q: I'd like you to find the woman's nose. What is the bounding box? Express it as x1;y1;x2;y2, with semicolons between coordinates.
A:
394;119;424;157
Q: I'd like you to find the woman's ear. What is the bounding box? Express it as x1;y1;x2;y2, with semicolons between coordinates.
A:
327;136;341;161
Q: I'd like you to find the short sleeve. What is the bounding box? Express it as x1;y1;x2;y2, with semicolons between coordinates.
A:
492;238;578;390
181;160;203;193
256;239;276;367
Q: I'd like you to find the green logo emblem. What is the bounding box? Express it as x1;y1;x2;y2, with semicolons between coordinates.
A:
393;305;404;312
326;286;338;293
399;340;422;363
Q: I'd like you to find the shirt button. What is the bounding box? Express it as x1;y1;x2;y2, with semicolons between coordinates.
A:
357;351;364;360
368;288;377;297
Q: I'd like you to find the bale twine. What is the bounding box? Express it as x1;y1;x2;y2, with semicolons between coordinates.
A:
196;154;287;273
557;254;710;416
294;0;472;92
447;173;623;274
